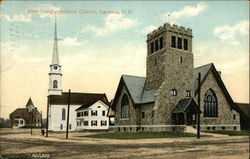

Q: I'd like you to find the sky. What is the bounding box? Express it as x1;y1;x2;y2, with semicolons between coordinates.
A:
0;1;249;118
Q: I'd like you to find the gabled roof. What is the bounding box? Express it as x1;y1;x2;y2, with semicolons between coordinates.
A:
194;63;238;111
112;75;155;107
235;103;250;118
194;63;213;92
122;75;147;104
49;92;109;106
10;108;41;117
172;98;199;113
25;97;34;107
75;100;109;111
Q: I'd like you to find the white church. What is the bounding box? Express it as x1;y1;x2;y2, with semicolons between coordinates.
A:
47;18;110;132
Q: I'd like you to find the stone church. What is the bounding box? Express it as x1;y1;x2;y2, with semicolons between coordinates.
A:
111;23;241;132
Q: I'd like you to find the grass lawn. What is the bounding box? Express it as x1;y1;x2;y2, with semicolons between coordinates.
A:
204;130;249;136
81;132;204;139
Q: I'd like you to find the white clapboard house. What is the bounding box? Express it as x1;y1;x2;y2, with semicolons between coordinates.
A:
75;100;110;130
47;18;110;132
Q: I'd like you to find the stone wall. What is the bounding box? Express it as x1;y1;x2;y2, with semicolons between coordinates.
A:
194;70;241;131
114;86;138;127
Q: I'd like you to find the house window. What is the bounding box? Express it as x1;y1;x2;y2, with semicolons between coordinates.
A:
91;110;97;116
20;120;24;125
204;89;218;117
151;42;154;53
77;112;81;117
184;39;188;50
121;94;129;118
185;90;191;97
69;124;71;130
60;124;63;130
170;89;177;96
102;110;106;116
91;120;97;126
180;57;183;63
83;111;89;116
53;80;58;88
101;120;107;126
171;36;176;48
160;37;163;49
84;121;88;126
62;108;66;120
155;40;159;52
142;112;145;119
233;114;236;120
77;121;80;126
97;106;101;108
177;37;182;49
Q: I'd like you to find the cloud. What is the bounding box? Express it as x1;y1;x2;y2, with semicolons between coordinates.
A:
82;14;137;37
162;2;208;24
61;37;85;46
213;20;249;45
2;14;32;22
142;25;157;35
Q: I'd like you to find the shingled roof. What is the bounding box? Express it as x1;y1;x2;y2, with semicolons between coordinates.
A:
49;92;109;106
112;75;156;106
235;103;250;118
194;63;213;92
172;98;199;113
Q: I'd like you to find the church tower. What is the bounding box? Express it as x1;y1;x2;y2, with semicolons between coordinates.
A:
145;23;194;126
48;17;62;96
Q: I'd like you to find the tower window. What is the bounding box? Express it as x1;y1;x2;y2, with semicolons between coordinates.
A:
142;112;145;118
180;57;183;63
170;89;177;96
185;90;191;97
184;39;188;50
233;114;236;120
155;40;159;52
171;36;176;48
160;37;163;49
53;80;58;88
62;108;66;120
177;37;182;49
151;42;154;53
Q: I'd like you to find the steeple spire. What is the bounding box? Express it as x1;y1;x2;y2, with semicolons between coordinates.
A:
52;15;59;65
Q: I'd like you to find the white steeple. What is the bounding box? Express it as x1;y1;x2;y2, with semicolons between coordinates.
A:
52;16;59;65
48;16;62;96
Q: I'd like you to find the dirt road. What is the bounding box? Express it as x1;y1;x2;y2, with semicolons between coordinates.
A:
0;129;249;159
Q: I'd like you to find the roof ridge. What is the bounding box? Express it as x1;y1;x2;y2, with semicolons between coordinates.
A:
194;63;213;69
122;74;146;78
62;92;105;95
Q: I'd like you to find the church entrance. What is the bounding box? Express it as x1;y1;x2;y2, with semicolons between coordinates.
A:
172;98;200;126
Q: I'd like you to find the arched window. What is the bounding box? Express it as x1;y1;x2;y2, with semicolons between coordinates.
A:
62;108;66;120
53;80;58;88
121;94;129;118
203;89;218;117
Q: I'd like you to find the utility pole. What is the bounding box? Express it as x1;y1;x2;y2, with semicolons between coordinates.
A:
46;96;50;137
197;72;201;139
66;89;71;139
40;111;43;132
